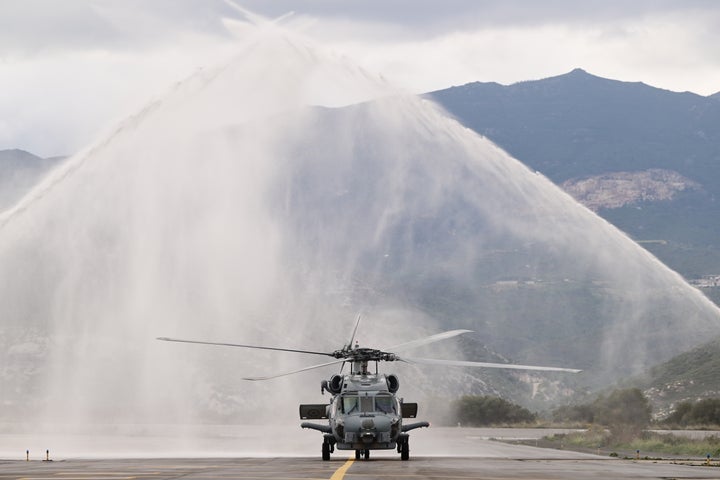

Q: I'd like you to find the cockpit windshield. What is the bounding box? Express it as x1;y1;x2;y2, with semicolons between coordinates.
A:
375;395;394;414
341;394;396;414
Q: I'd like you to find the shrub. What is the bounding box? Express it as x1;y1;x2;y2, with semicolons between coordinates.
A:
666;398;720;427
453;395;536;426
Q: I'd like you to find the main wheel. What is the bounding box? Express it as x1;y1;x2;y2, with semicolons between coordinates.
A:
400;441;409;461
322;442;330;461
355;449;361;460
364;449;370;460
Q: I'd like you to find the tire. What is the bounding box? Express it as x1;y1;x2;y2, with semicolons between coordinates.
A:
364;449;370;460
400;441;409;461
322;442;330;461
355;450;361;460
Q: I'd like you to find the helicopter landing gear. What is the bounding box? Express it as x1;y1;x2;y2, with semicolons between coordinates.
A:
355;449;370;460
398;434;410;461
321;434;336;461
400;441;409;460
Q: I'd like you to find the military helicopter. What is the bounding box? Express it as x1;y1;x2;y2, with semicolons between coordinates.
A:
157;315;580;461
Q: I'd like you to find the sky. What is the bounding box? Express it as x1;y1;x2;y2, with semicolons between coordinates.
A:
1;0;719;157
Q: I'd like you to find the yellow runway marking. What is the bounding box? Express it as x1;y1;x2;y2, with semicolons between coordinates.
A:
330;456;354;480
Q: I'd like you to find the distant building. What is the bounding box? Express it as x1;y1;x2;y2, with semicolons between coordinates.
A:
689;275;720;288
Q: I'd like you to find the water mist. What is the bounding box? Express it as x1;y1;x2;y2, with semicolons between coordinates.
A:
1;23;719;455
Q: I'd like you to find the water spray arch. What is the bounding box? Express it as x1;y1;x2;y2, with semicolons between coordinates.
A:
1;22;718;438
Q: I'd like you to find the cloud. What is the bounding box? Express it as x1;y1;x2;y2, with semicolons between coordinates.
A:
1;0;719;156
238;0;719;37
307;3;720;95
0;0;238;57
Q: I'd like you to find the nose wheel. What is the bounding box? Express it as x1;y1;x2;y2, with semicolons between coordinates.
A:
355;449;370;460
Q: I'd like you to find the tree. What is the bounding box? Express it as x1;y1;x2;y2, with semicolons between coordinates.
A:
593;388;651;441
552;403;595;424
665;401;693;426
453;395;536;426
666;398;720;426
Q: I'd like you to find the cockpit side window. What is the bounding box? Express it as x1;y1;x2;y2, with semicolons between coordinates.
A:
342;395;359;413
375;395;395;414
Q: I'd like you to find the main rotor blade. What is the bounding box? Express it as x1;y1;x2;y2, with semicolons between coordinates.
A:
242;358;346;381
399;356;582;373
387;329;473;353
156;337;334;357
346;313;362;349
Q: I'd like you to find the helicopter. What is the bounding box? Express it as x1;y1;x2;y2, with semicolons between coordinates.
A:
157;315;581;461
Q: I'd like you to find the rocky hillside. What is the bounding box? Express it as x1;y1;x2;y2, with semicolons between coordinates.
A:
628;339;720;419
561;169;701;211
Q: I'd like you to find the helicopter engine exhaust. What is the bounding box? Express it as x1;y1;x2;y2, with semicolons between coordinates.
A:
322;374;343;395
386;374;399;393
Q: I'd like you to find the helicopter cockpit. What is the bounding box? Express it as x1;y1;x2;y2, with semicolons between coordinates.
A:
339;393;397;415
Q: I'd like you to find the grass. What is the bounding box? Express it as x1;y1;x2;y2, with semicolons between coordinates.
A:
544;427;720;458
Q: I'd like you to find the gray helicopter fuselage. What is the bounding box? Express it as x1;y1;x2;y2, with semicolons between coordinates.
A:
300;370;428;455
329;373;401;450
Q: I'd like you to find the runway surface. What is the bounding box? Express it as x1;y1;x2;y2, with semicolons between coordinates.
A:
2;427;720;479
4;455;720;480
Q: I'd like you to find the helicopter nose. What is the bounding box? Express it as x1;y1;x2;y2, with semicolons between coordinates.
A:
343;415;393;444
360;416;392;443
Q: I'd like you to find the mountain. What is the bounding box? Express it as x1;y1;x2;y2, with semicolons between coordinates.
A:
0;149;63;211
429;69;720;281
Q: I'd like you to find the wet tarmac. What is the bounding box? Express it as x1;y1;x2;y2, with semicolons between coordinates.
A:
2;427;720;479
4;455;720;480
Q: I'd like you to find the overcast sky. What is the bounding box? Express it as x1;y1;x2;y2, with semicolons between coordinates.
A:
2;0;719;157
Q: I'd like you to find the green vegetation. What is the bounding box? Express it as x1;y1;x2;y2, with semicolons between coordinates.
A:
452;395;536;426
665;398;720;427
450;390;720;458
629;339;720;414
548;429;720;457
548;390;720;457
553;388;651;441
